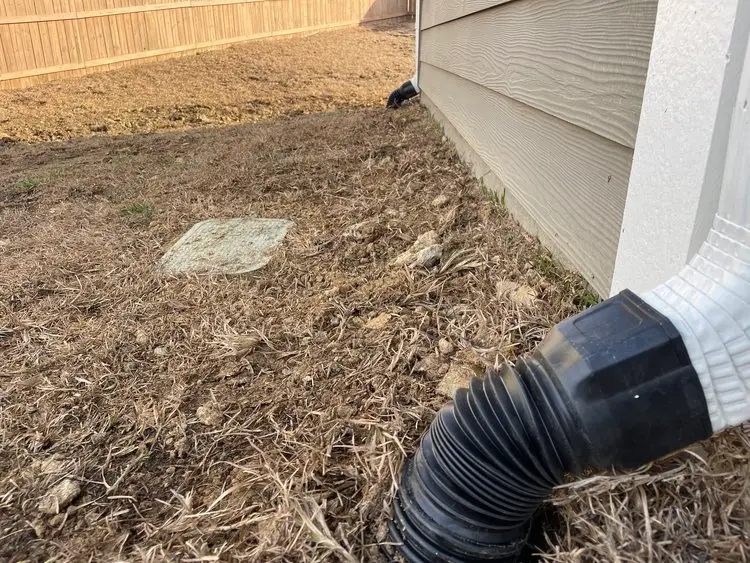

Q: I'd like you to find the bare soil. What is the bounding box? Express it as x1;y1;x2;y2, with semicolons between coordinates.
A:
0;23;414;143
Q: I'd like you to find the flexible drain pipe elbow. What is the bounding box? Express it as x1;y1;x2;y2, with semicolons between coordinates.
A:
388;206;750;562
387;78;419;109
388;289;716;561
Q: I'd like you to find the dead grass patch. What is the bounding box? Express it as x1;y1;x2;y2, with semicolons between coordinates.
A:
1;105;748;561
0;23;413;144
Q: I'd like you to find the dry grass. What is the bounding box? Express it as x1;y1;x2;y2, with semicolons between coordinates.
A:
0;104;591;561
545;427;750;562
1;103;748;561
0;22;414;143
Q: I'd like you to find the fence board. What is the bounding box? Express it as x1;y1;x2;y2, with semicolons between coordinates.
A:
1;0;412;88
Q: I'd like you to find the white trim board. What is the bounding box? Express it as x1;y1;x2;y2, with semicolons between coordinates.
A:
612;0;750;295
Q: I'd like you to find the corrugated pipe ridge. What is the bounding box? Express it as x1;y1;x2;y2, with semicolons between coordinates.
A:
387;289;717;562
387;363;573;562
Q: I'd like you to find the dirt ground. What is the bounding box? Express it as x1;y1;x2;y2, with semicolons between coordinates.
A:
0;23;414;143
2;104;749;562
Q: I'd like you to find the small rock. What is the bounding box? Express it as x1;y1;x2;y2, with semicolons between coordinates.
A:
412;244;442;268
135;329;149;346
196;403;223;426
393;231;441;266
153;346;168;357
431;194;451;208
496;280;538;308
437;339;454;356
364;313;392;330
38;479;81;515
436;364;477;398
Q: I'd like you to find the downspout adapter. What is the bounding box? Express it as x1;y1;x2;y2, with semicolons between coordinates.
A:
387;290;713;562
387;79;419;108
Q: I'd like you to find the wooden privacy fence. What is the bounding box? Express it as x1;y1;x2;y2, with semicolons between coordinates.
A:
0;0;412;90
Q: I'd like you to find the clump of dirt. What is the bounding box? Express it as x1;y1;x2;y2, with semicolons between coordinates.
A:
1;105;748;562
0;23;414;143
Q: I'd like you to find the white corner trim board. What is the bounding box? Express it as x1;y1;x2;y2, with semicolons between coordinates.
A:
612;0;750;295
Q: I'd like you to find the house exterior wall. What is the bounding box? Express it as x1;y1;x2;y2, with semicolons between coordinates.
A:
416;0;658;295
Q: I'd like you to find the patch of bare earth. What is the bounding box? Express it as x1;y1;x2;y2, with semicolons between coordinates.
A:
1;106;748;561
0;23;414;143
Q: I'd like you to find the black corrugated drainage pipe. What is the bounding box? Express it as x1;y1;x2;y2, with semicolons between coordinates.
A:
387;79;419;108
386;289;719;561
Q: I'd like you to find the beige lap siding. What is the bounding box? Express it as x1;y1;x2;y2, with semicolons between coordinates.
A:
417;0;657;294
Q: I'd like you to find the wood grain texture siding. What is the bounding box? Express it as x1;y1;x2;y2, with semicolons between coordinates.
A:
421;0;656;148
420;63;631;294
421;0;511;30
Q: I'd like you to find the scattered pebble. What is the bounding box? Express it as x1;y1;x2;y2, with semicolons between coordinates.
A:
393;230;441;266
437;338;454;356
38;479;81;515
153;346;168;357
364;313;392;330
431;194;451;208
436;364;477;398
413;244;443;268
196;403;223;426
135;329;149;346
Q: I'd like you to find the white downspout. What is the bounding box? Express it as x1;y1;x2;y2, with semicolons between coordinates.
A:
640;36;750;432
